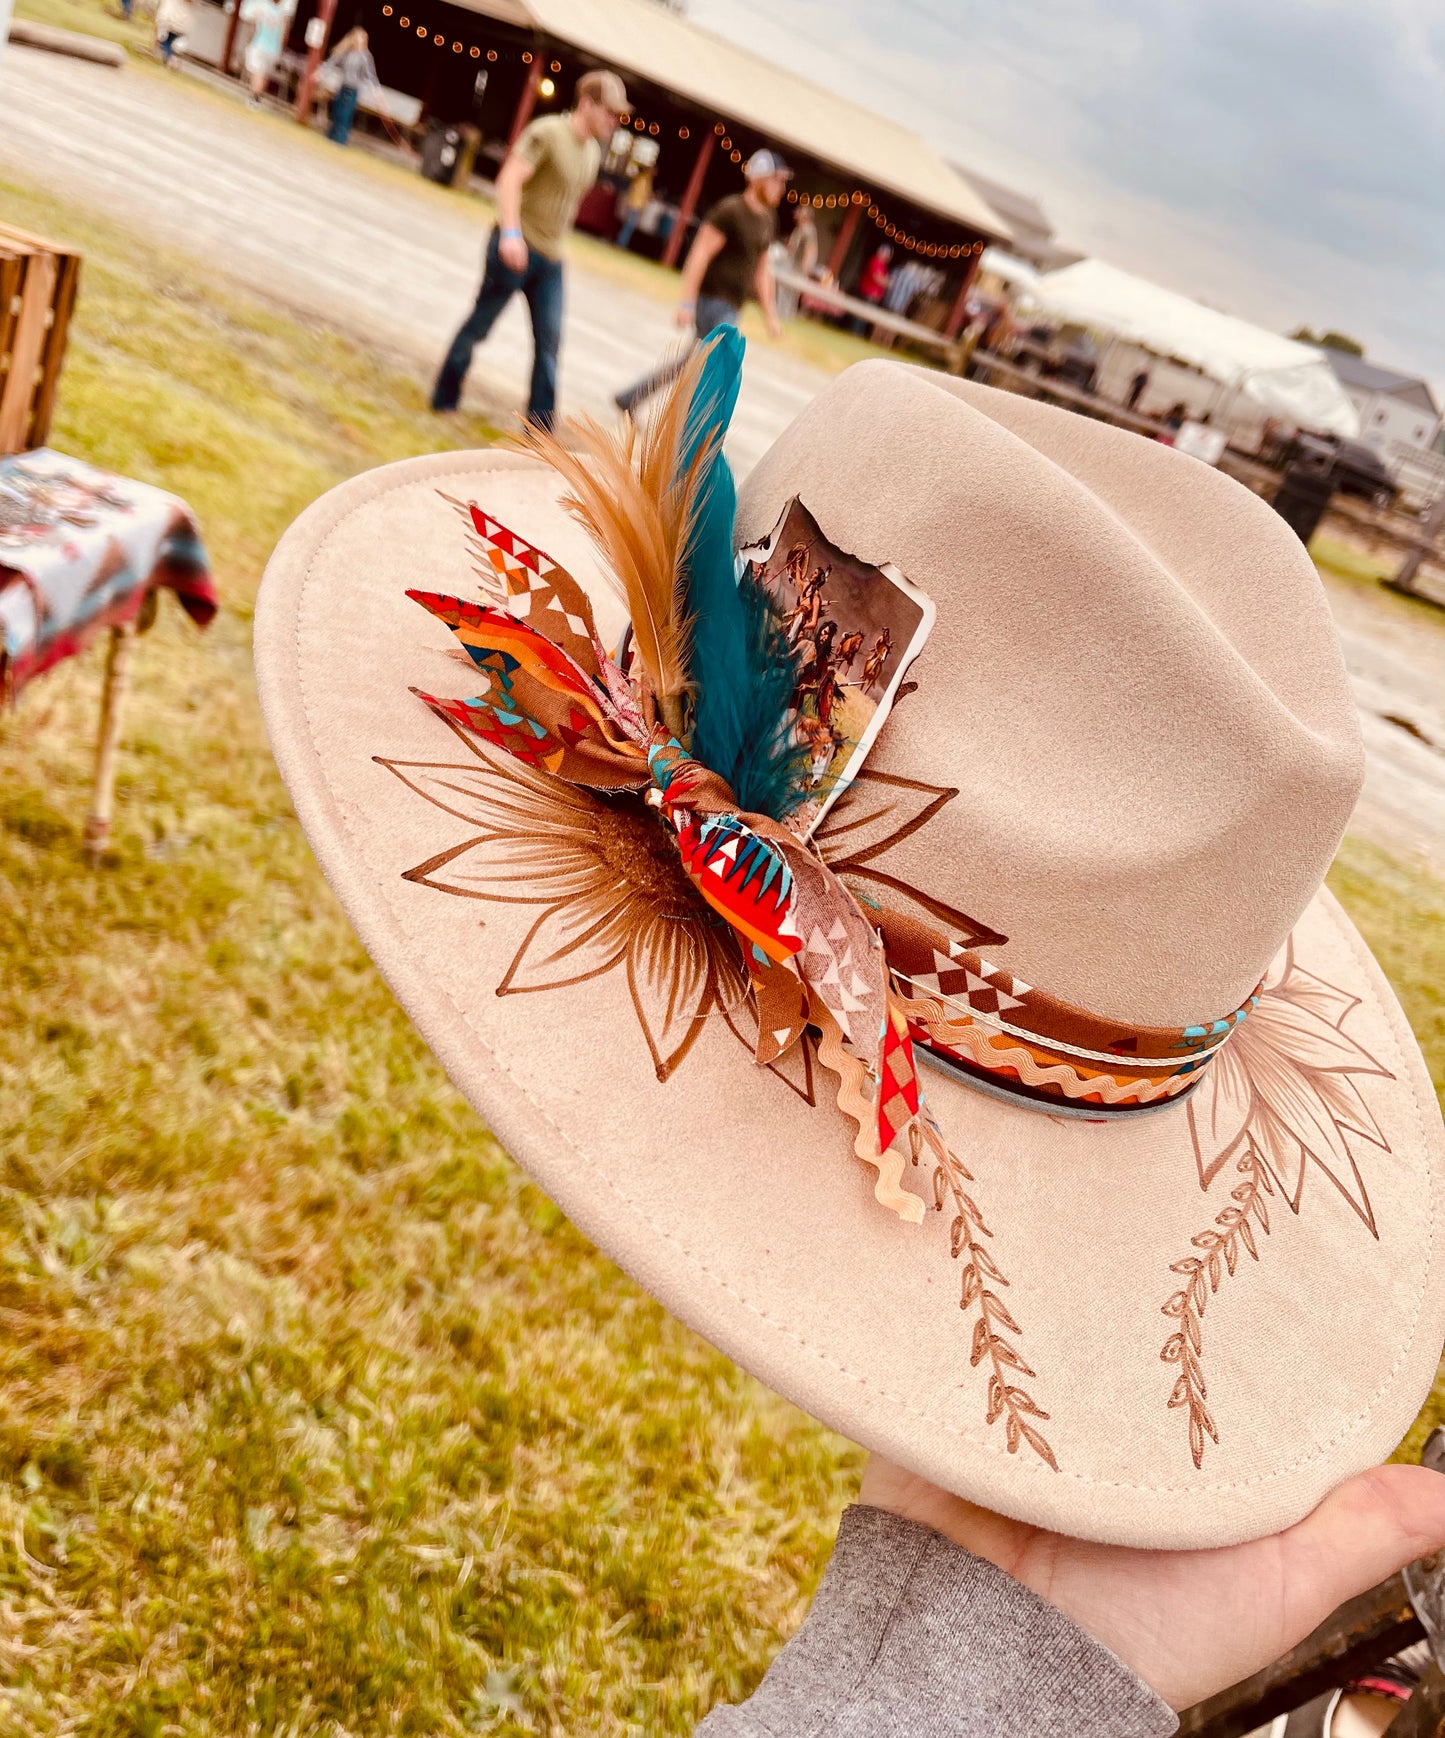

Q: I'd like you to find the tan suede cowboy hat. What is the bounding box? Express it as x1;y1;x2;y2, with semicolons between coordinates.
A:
254;352;1445;1551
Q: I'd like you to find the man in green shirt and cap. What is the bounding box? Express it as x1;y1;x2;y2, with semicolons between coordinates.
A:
432;68;627;430
614;149;790;416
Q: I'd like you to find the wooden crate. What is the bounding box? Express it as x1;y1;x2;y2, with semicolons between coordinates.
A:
0;220;81;457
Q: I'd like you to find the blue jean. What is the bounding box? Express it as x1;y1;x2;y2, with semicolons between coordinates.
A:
616;211;641;251
614;294;739;412
328;84;359;144
432;230;565;429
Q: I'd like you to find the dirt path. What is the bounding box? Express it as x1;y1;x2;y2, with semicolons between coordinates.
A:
0;43;828;470
4;43;1443;873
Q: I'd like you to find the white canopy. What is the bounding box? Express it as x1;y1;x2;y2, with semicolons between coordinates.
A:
978;246;1039;289
1025;258;1360;437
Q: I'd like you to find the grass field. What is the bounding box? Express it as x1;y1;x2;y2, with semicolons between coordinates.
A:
0;174;853;1734
1;159;1443;1735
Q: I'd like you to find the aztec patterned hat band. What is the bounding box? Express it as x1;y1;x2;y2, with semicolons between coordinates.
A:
394;331;1265;1229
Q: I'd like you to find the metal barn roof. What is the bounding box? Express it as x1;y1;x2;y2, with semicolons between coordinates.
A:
455;0;1012;238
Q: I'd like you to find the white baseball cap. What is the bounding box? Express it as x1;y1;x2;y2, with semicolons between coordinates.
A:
744;149;793;180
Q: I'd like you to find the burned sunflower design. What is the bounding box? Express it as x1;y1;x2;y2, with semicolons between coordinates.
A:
1161;940;1393;1468
376;711;750;1083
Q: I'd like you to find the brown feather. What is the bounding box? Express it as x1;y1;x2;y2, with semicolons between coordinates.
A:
510;348;716;739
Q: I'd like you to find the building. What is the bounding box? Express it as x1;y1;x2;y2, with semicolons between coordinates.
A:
198;0;1011;334
948;165;1080;273
1321;350;1441;452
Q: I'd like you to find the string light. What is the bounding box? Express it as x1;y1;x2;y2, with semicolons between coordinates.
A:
337;51;986;268
784;181;987;261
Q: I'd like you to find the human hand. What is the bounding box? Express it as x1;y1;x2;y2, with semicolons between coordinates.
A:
765;312;783;340
859;1454;1445;1711
498;235;528;274
675;301;696;330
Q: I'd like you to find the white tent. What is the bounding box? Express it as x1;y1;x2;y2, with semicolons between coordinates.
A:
1025;258;1359;437
978;246;1039;290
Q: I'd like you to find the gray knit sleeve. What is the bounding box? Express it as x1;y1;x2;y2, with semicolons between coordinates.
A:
696;1505;1178;1737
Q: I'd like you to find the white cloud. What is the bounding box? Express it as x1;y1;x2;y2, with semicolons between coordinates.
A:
689;0;1445;387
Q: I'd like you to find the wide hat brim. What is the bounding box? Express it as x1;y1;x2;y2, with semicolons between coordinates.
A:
255;447;1445;1551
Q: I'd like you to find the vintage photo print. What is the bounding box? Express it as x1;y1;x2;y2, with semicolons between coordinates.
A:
741;496;936;838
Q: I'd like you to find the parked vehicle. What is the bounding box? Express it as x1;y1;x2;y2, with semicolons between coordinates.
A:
1285;433;1400;509
1331;439;1401;509
1012;324;1100;394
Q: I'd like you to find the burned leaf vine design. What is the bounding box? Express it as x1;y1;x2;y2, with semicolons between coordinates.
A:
375;713;749;1083
1160;943;1392;1468
816;769;1009;949
918;1120;1058;1471
1162;1143;1274;1470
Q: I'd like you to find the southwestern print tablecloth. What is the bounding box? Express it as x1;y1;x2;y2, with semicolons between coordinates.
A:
0;448;217;697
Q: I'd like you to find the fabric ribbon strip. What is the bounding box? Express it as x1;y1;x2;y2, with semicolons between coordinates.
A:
408;505;1258;1222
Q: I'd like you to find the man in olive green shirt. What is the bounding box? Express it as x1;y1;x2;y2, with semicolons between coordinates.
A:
432;68;627;429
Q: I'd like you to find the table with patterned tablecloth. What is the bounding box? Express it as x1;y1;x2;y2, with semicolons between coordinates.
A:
0;448;217;851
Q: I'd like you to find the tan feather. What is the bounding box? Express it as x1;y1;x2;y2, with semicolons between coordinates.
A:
510;348;715;741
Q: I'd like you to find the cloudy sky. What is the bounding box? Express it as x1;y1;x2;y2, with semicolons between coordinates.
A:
690;0;1445;387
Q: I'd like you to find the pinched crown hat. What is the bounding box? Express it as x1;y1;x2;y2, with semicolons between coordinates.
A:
255;348;1445;1550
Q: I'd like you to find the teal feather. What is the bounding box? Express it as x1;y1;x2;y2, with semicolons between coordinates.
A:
680;328;806;819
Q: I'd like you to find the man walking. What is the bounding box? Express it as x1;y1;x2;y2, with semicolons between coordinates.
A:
431;68;627;430
614;149;789;415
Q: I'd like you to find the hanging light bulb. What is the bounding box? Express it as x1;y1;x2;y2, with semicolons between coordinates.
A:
538;76;555;97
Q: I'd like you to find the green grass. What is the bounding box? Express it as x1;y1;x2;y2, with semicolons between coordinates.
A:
1;153;1444;1733
1327;836;1445;1112
1312;535;1393;586
1328;836;1445;1460
12;0;152;50
0;173;853;1735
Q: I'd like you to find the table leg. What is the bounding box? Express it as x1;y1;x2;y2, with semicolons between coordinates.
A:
84;620;136;861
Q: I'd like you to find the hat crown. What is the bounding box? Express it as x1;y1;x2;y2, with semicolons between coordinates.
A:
736;363;1364;1027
